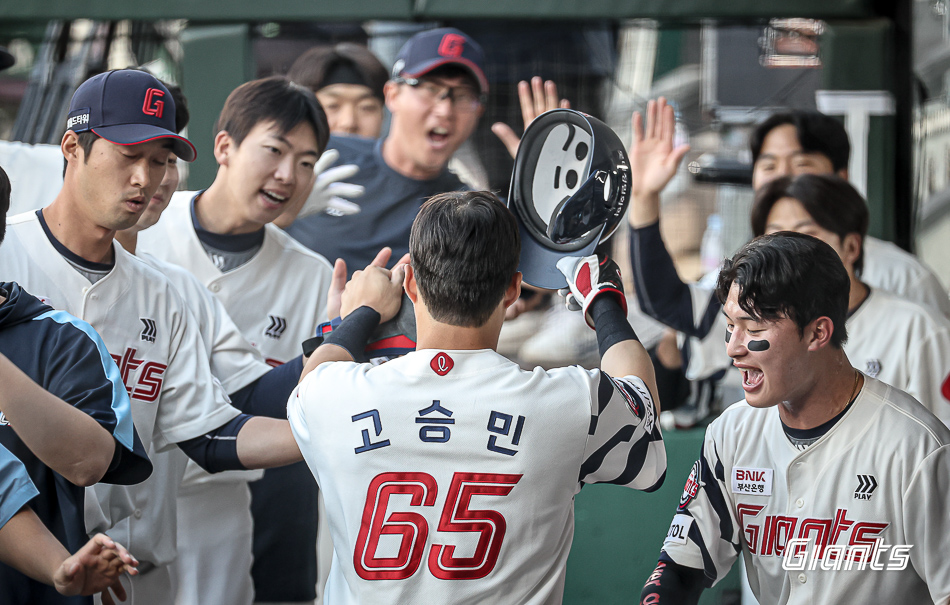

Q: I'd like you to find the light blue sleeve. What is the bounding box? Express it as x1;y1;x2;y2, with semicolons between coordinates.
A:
0;444;39;530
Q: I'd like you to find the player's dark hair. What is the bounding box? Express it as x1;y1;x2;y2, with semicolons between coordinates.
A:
750;174;869;275
716;232;850;348
410;190;520;327
214;76;330;154
750;111;850;173
0;164;10;246
287;43;387;100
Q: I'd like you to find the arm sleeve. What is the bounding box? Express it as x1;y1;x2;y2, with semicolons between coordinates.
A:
0;444;38;530
629;223;722;339
660;428;742;587
579;372;666;491
639;555;706;605
176;414;253;474
39;310;152;484
228;356;304;418
902;444;950;604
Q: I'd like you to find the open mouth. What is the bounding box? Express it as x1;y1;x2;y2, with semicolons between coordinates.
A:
741;368;764;392
260;189;288;208
428;126;450;148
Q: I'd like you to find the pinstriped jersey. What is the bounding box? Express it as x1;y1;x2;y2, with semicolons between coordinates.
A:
289;348;665;605
661;377;950;605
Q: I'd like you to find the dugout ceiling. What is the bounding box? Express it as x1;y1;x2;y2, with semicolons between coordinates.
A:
0;0;878;21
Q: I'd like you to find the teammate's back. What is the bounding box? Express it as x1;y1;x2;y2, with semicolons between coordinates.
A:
291;190;666;604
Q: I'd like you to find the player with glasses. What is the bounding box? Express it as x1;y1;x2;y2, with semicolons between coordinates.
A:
284;27;490;275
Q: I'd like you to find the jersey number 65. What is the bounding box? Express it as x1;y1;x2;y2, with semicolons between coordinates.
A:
354;471;522;581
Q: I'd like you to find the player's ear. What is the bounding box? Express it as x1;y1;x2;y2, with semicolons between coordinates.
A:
404;264;419;304
383;81;400;114
805;316;835;351
61;131;81;165
213;130;234;167
840;233;862;269
503;272;522;308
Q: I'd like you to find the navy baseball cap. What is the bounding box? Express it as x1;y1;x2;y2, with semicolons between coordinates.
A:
65;70;197;162
392;28;488;94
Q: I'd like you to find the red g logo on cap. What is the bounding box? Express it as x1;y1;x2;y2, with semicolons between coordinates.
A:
438;34;465;58
142;88;165;118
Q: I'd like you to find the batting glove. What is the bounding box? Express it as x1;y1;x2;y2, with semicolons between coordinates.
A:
556;254;628;328
297;149;364;219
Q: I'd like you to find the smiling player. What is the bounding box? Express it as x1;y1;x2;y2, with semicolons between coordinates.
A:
640;232;950;605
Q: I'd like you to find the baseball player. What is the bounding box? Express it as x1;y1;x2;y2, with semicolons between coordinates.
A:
290;191;666;604
0;164;152;605
283;27;484;274
627;99;950;406
751;174;950;424
640;232;950;604
0;370;139;604
135;76;333;604
111;80;314;605
629;100;949;326
0;69;306;605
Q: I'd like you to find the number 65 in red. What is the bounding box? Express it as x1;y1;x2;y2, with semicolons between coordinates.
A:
354;471;522;580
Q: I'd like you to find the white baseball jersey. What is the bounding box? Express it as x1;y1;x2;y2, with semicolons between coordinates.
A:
137;251;270;488
137;191;333;366
0;211;241;565
847;288;950;425
661;376;950;605
289;348;666;605
863;236;950;319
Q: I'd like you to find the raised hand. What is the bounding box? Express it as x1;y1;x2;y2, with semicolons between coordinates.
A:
492;76;571;159
628;97;690;227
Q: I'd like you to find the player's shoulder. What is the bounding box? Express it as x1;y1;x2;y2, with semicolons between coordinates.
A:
263;224;333;271
6;209;39;227
863;288;950;331
862;376;950;447
864;236;933;277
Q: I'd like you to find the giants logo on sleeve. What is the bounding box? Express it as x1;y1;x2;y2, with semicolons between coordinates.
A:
430;352;454;376
942;372;950;402
732;467;773;496
678;461;702;510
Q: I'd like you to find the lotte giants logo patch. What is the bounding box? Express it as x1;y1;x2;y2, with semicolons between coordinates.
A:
942;372;950;402
678;461;702;510
430;352;454;376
